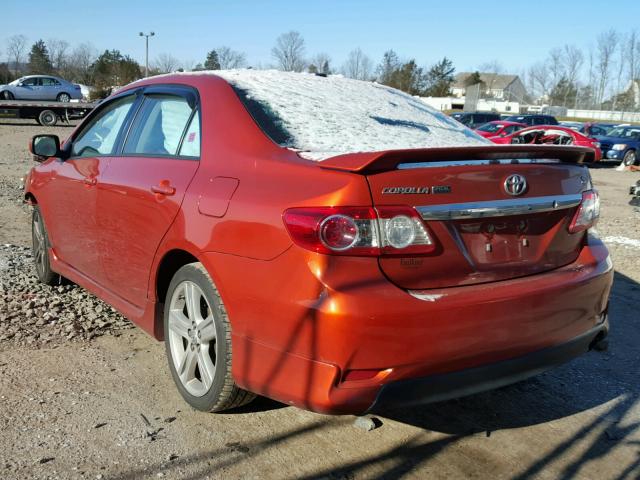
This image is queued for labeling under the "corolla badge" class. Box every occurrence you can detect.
[503,174,527,196]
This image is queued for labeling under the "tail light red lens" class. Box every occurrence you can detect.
[283,206,435,256]
[569,190,600,233]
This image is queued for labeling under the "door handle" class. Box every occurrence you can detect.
[83,177,97,186]
[151,180,176,196]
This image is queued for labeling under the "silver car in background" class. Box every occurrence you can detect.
[0,75,83,102]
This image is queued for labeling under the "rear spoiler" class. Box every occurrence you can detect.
[318,145,595,174]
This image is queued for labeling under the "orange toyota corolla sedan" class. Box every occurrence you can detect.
[25,71,612,414]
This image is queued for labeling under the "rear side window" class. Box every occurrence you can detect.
[71,95,136,158]
[41,78,60,86]
[124,94,194,156]
[178,111,200,157]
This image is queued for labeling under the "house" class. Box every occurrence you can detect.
[452,72,529,103]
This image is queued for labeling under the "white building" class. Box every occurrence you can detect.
[421,96,520,114]
[452,72,529,103]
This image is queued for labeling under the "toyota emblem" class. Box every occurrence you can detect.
[504,174,527,196]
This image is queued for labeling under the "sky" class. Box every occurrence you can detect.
[4,0,640,74]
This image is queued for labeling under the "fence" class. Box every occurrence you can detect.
[566,109,640,123]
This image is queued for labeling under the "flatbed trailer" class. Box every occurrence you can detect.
[0,100,96,126]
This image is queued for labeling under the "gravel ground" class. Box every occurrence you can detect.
[0,119,639,479]
[0,244,132,346]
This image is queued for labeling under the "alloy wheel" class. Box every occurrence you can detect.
[58,93,71,102]
[167,280,218,397]
[32,212,47,279]
[623,151,637,166]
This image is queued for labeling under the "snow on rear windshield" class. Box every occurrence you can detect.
[212,70,488,160]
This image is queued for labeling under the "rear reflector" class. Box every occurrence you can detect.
[568,190,600,233]
[283,206,435,256]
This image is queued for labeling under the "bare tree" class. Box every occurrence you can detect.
[47,39,69,73]
[6,34,28,76]
[342,48,373,80]
[612,35,626,111]
[478,60,504,97]
[67,42,97,84]
[309,53,331,74]
[547,47,565,92]
[181,59,196,72]
[529,61,551,101]
[216,46,247,69]
[562,44,584,107]
[154,53,180,73]
[271,31,306,72]
[595,29,618,106]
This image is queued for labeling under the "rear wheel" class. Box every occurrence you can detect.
[38,110,58,127]
[164,263,255,412]
[623,150,637,166]
[32,206,61,286]
[57,92,71,103]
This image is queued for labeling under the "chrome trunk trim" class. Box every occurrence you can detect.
[417,194,582,220]
[398,159,563,169]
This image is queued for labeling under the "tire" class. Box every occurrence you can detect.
[164,262,255,412]
[3,90,15,100]
[57,92,71,103]
[623,150,637,166]
[32,206,61,286]
[38,110,58,126]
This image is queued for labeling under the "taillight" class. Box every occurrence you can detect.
[282,206,435,256]
[569,190,600,233]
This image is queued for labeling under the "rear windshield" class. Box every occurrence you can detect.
[216,70,487,160]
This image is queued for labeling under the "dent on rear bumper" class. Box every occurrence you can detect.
[205,235,612,414]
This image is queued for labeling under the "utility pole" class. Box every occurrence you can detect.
[139,31,155,77]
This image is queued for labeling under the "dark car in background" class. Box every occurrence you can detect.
[0,75,83,102]
[594,125,640,166]
[581,123,617,137]
[450,111,501,129]
[503,114,559,126]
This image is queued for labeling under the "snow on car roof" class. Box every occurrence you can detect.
[175,70,488,160]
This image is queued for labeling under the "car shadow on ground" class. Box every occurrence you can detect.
[113,271,639,479]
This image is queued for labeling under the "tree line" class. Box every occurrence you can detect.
[3,28,640,111]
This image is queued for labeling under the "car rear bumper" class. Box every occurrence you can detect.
[368,319,608,412]
[207,234,613,414]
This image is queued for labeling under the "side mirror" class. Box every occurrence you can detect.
[29,135,60,162]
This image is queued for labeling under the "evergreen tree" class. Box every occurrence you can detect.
[28,40,53,74]
[376,50,400,85]
[388,60,424,95]
[549,77,577,107]
[204,50,220,70]
[423,57,455,97]
[464,71,482,87]
[91,50,141,90]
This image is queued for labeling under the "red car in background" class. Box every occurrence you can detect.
[475,120,526,138]
[24,72,611,415]
[489,125,603,161]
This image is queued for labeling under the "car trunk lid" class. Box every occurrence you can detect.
[320,145,594,289]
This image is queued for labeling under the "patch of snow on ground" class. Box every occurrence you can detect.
[603,236,640,249]
[176,70,489,160]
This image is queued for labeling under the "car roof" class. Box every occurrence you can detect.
[486,120,527,126]
[20,74,65,80]
[131,70,488,160]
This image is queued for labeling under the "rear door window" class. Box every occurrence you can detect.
[178,111,200,157]
[71,95,136,158]
[123,94,195,156]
